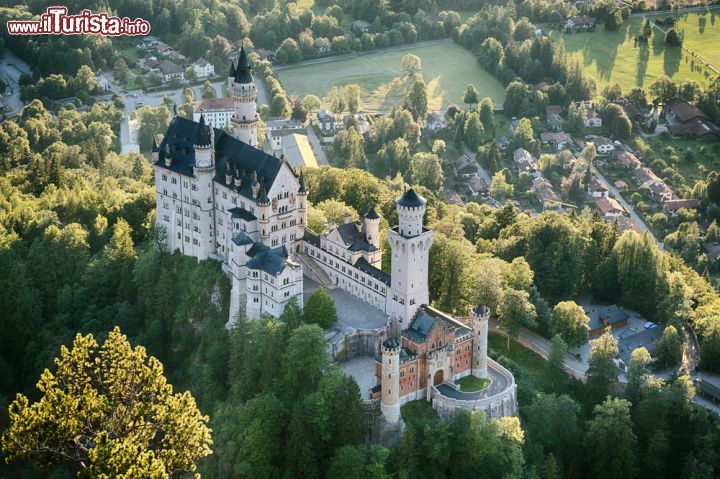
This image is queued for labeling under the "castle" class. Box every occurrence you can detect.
[152,47,517,426]
[152,45,433,327]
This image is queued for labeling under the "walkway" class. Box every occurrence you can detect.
[436,365,509,400]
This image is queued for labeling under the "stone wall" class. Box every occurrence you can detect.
[332,326,390,361]
[431,358,518,421]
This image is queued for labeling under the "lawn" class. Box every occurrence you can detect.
[276,42,506,112]
[455,374,491,392]
[642,136,720,184]
[654,9,720,70]
[548,12,717,92]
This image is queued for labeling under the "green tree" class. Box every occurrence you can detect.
[654,324,683,369]
[406,79,428,120]
[524,393,581,472]
[303,94,321,115]
[479,97,495,135]
[283,324,330,399]
[584,397,637,479]
[498,288,537,350]
[201,80,216,99]
[546,334,569,390]
[551,301,590,347]
[665,28,682,47]
[333,126,366,169]
[401,54,422,77]
[113,58,129,85]
[489,171,514,200]
[1,328,212,477]
[463,112,485,150]
[304,287,338,328]
[625,346,651,404]
[410,152,443,191]
[463,84,480,108]
[586,332,619,400]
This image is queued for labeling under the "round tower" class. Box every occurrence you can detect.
[256,179,271,242]
[297,171,308,239]
[151,137,159,163]
[387,188,434,328]
[230,44,259,147]
[471,304,490,379]
[364,206,381,249]
[381,337,401,424]
[192,114,215,260]
[396,188,425,238]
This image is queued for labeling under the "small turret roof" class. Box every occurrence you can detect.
[396,188,426,208]
[228,59,236,78]
[151,137,159,152]
[234,44,253,84]
[257,181,270,204]
[365,206,380,220]
[194,113,211,146]
[298,171,307,193]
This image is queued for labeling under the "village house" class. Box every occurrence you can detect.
[158,60,184,83]
[666,99,720,141]
[468,176,488,197]
[617,151,641,169]
[587,305,629,338]
[566,15,595,31]
[663,198,701,215]
[455,155,477,177]
[575,100,602,127]
[540,131,572,150]
[587,177,609,198]
[614,97,650,125]
[546,105,563,130]
[316,109,336,139]
[595,196,624,221]
[427,111,447,132]
[634,167,674,201]
[513,148,540,176]
[616,216,640,234]
[614,180,628,191]
[590,136,615,155]
[532,176,561,209]
[194,97,234,128]
[192,58,215,78]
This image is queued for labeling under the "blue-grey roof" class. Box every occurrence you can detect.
[354,257,390,285]
[618,325,665,364]
[303,230,321,247]
[229,207,257,222]
[234,45,253,84]
[365,206,380,220]
[228,59,236,77]
[589,305,629,331]
[245,243,290,275]
[396,188,426,208]
[337,222,377,253]
[232,231,254,246]
[157,116,286,202]
[403,306,470,344]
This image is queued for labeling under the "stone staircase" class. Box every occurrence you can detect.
[295,252,335,289]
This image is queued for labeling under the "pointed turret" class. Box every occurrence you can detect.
[257,181,270,205]
[151,137,159,152]
[228,59,236,78]
[151,137,159,163]
[194,113,212,147]
[298,171,307,194]
[234,43,253,84]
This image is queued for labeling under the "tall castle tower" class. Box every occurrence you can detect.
[471,305,490,379]
[387,189,434,329]
[229,45,258,146]
[192,114,216,260]
[380,337,401,424]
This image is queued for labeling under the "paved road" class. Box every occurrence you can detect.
[462,144,492,184]
[0,50,30,116]
[590,164,664,250]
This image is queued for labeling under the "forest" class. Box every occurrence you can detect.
[1,97,720,477]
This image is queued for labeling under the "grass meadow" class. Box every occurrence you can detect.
[549,10,719,91]
[276,41,506,112]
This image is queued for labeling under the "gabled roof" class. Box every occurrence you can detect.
[668,99,709,123]
[403,305,470,344]
[229,207,257,221]
[336,221,377,252]
[232,231,254,246]
[245,243,292,275]
[354,257,390,285]
[365,206,380,220]
[157,116,287,200]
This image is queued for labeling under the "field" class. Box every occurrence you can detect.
[548,10,719,91]
[276,41,506,112]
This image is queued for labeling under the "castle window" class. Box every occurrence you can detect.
[161,174,167,181]
[171,178,177,184]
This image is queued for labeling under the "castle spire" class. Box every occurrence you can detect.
[234,42,253,83]
[228,59,236,78]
